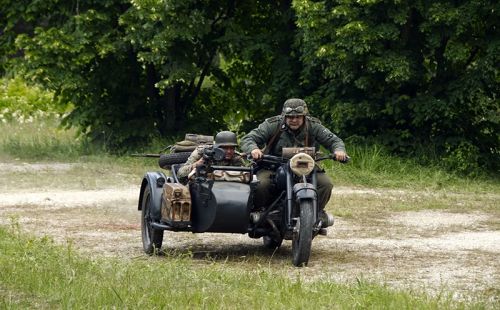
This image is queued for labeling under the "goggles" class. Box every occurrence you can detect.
[283,106,305,114]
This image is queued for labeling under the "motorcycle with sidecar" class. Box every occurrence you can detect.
[137,146,348,266]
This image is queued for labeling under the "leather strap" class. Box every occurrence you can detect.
[263,121,285,155]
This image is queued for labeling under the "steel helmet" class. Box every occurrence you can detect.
[282,98,309,116]
[214,131,238,147]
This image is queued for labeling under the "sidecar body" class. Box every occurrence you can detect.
[138,165,255,247]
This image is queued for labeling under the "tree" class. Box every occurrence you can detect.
[294,0,499,172]
[121,0,301,136]
[4,0,299,150]
[2,0,497,172]
[7,0,151,148]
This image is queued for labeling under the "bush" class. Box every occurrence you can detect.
[0,77,65,122]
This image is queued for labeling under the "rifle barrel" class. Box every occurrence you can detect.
[130,154,161,158]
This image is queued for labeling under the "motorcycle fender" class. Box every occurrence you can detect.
[293,183,316,203]
[138,171,168,222]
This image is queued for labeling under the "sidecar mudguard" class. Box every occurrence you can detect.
[190,181,251,233]
[138,171,169,222]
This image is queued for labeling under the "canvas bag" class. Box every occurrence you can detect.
[171,134,214,153]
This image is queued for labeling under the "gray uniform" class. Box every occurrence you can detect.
[177,146,245,179]
[241,115,345,155]
[241,115,346,210]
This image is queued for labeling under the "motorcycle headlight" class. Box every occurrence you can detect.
[289,153,315,177]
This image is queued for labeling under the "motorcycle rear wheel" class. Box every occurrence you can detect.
[291,200,314,267]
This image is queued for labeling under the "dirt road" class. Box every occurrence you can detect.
[0,162,498,303]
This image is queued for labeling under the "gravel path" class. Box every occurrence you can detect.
[0,163,498,303]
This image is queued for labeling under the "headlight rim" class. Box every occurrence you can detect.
[289,153,315,177]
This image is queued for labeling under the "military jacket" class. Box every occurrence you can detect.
[240,115,346,156]
[177,145,245,178]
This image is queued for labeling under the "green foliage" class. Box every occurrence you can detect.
[1,0,498,174]
[294,0,499,173]
[120,0,302,135]
[0,77,62,120]
[2,0,302,150]
[1,0,157,150]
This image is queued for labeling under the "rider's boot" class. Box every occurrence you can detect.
[319,210,334,228]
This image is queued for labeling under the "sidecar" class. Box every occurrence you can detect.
[137,162,256,254]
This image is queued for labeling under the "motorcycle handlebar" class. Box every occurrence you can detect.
[249,152,350,164]
[316,153,351,164]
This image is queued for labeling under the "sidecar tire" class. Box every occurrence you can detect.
[141,186,164,254]
[263,235,283,249]
[292,200,314,267]
[159,152,192,168]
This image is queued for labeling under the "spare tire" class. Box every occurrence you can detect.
[158,152,192,169]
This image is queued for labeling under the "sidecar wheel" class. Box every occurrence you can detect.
[141,186,164,254]
[292,200,314,267]
[263,235,283,249]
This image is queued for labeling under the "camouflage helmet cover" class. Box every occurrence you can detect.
[214,131,238,147]
[282,98,309,116]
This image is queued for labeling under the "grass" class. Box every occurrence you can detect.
[327,185,500,219]
[1,116,499,308]
[0,226,475,309]
[325,144,499,194]
[0,116,86,161]
[0,117,164,191]
[1,117,499,192]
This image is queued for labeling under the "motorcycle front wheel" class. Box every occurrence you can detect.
[291,200,314,267]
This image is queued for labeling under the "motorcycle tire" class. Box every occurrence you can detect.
[291,200,314,267]
[158,152,192,168]
[141,186,164,254]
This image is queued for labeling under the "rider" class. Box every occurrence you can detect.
[177,131,245,179]
[240,98,348,226]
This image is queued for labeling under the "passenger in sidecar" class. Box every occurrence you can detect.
[139,131,257,254]
[177,131,245,181]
